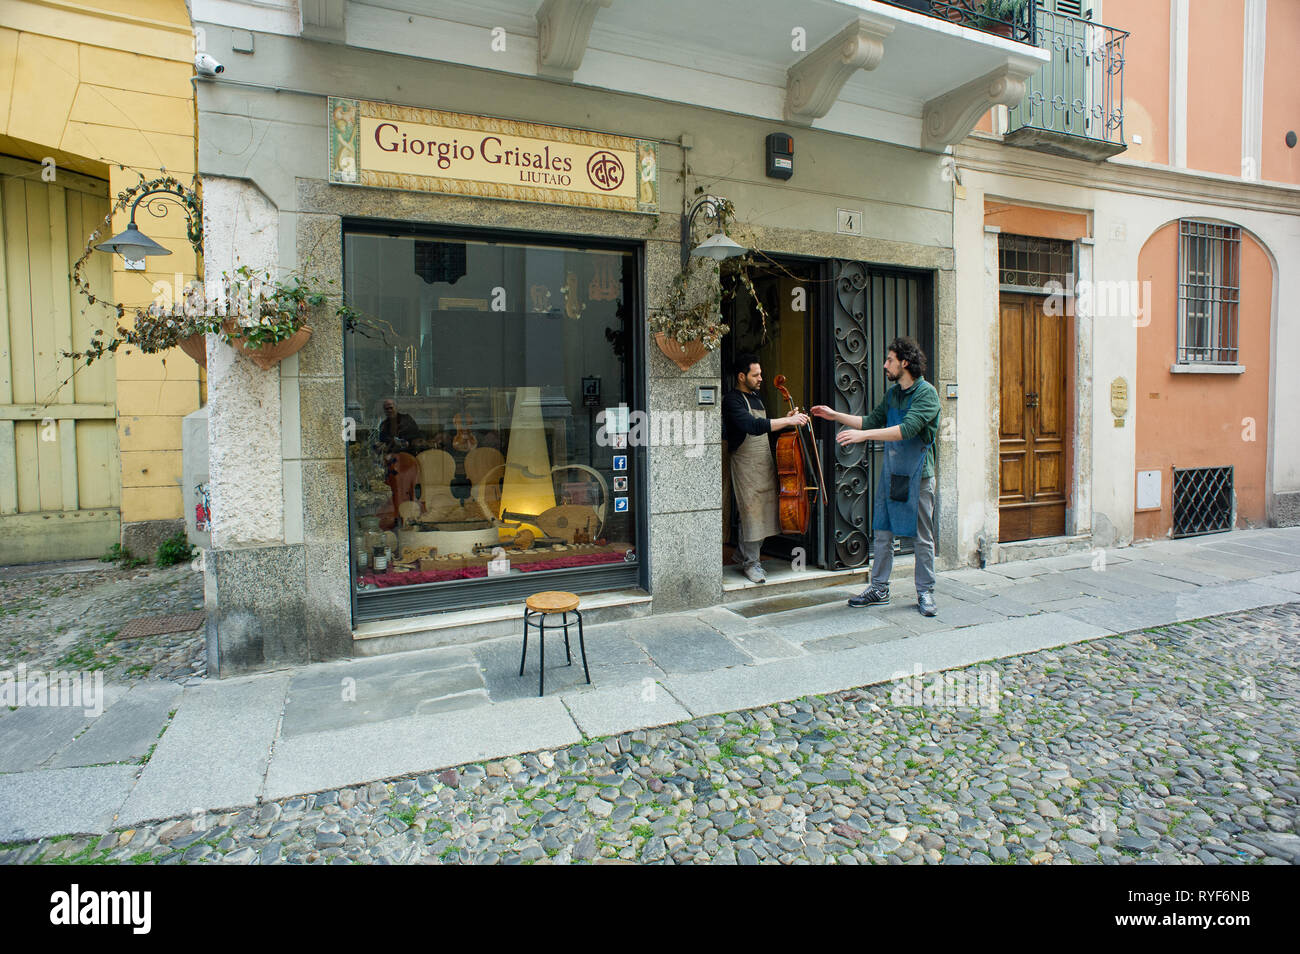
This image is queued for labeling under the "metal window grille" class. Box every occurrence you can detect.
[1172,466,1234,537]
[1177,221,1240,364]
[998,233,1074,291]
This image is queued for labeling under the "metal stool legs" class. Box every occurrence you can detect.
[520,607,591,697]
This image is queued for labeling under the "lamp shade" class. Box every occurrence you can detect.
[498,387,556,536]
[96,222,172,260]
[690,232,747,261]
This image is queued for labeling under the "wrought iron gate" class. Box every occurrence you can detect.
[827,261,933,568]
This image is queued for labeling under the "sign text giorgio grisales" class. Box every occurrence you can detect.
[328,97,658,212]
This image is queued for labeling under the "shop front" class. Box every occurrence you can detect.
[193,16,974,677]
[342,225,646,621]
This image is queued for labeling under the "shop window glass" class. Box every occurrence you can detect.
[343,231,638,600]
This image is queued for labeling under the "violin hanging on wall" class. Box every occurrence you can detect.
[773,374,828,535]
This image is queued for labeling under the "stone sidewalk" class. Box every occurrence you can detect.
[2,527,1299,841]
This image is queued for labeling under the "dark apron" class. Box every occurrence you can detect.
[730,398,780,541]
[872,388,930,538]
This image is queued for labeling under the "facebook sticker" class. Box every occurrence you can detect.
[612,455,628,471]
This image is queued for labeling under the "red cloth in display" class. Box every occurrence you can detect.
[358,549,630,588]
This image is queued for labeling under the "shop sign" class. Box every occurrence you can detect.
[328,96,658,213]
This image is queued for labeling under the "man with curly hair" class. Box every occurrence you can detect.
[812,336,940,616]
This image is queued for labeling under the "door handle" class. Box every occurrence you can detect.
[1025,392,1039,408]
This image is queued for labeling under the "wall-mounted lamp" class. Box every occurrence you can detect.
[96,188,194,270]
[681,194,747,270]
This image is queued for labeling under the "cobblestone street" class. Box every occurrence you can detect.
[6,603,1296,865]
[0,561,205,685]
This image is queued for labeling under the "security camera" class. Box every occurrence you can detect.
[195,53,224,76]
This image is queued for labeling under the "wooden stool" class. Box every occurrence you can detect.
[520,591,589,697]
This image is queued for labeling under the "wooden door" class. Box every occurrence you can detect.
[999,293,1067,541]
[0,157,120,563]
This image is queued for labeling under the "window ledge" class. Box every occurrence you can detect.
[1170,364,1245,375]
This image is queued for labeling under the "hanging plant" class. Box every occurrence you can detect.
[649,191,782,368]
[61,173,385,374]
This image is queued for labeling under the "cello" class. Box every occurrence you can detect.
[773,374,829,535]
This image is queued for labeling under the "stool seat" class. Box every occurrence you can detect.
[526,590,580,614]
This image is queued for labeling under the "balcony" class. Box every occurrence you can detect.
[197,0,1049,153]
[879,0,1036,44]
[1004,7,1128,160]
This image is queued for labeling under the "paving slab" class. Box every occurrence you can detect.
[1259,571,1300,594]
[51,681,182,768]
[1229,534,1300,558]
[626,616,752,672]
[1132,558,1231,586]
[723,627,804,660]
[1002,576,1093,605]
[942,567,1020,589]
[924,599,1006,628]
[0,765,138,840]
[0,683,130,772]
[1060,581,1296,634]
[473,627,657,702]
[804,634,862,653]
[559,682,692,739]
[0,705,99,773]
[261,696,581,799]
[1200,541,1300,572]
[280,663,486,737]
[287,645,477,692]
[696,606,754,637]
[1058,568,1167,599]
[665,612,1109,717]
[728,588,857,618]
[977,594,1040,617]
[117,673,290,825]
[760,605,888,645]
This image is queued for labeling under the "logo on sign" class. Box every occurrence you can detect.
[587,151,624,191]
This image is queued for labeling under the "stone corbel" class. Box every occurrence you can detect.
[921,57,1041,150]
[536,0,612,81]
[785,15,895,126]
[300,0,346,44]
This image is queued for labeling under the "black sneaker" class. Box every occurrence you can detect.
[848,584,890,607]
[917,591,937,617]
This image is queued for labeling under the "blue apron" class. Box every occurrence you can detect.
[872,386,931,538]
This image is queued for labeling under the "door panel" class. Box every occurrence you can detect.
[0,157,119,563]
[999,292,1067,541]
[829,262,933,568]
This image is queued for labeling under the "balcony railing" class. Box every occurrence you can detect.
[879,1,1037,44]
[1005,8,1128,160]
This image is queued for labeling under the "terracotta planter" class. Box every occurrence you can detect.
[222,319,313,370]
[654,332,710,371]
[177,333,207,368]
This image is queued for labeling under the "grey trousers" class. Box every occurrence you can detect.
[737,538,763,567]
[870,477,935,593]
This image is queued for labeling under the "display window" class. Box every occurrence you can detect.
[343,226,643,620]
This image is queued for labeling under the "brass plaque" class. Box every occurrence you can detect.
[1110,377,1128,421]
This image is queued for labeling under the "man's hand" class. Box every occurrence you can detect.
[836,428,870,447]
[776,412,810,431]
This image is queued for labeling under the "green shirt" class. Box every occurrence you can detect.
[860,376,940,479]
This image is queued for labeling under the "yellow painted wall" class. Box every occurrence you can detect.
[0,0,199,531]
